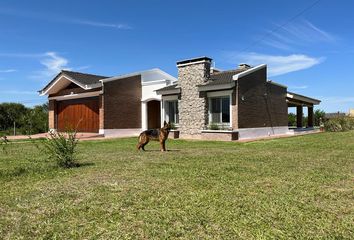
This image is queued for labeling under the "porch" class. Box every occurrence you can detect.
[286,91,321,129]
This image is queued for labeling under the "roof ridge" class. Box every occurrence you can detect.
[210,69,244,75]
[61,70,109,78]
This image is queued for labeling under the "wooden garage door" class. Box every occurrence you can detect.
[57,97,99,132]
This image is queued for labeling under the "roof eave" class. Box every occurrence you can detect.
[198,82,235,92]
[232,64,267,81]
[39,73,100,96]
[287,92,321,105]
[156,88,181,95]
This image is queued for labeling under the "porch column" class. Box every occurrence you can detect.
[141,101,147,130]
[296,106,303,128]
[308,106,314,127]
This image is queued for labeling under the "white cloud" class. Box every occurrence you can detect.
[0,69,17,73]
[71,19,132,30]
[262,19,336,50]
[31,52,70,80]
[234,52,324,76]
[0,8,132,30]
[0,51,91,80]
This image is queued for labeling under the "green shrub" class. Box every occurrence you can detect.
[169,122,177,130]
[324,117,354,132]
[209,122,220,130]
[0,136,9,153]
[39,130,79,168]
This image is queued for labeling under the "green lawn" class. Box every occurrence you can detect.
[0,132,353,239]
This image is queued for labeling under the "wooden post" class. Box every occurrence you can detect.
[296,106,303,128]
[308,106,314,127]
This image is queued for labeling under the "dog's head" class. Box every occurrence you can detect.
[163,121,172,131]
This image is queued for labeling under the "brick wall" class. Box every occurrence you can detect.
[99,94,104,130]
[103,75,142,129]
[237,68,287,128]
[48,100,56,129]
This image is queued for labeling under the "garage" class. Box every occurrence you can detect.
[56,97,99,132]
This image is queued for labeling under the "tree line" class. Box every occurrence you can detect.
[0,102,48,136]
[288,109,325,127]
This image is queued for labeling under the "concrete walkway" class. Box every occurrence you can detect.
[3,128,322,142]
[4,132,105,141]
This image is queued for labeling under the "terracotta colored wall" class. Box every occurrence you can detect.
[48,100,56,129]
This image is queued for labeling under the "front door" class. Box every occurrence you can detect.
[147,100,161,129]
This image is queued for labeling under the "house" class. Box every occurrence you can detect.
[39,56,321,140]
[39,69,177,137]
[156,57,320,140]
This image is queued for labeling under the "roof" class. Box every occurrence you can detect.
[205,69,245,86]
[155,84,181,95]
[101,68,177,83]
[198,64,267,90]
[40,70,109,93]
[61,70,109,85]
[287,91,321,105]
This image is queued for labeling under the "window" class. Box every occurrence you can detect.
[165,100,179,124]
[209,96,230,124]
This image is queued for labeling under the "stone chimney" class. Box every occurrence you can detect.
[176,56,212,137]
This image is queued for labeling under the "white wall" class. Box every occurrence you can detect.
[140,70,177,130]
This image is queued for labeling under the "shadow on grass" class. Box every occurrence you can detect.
[139,149,181,152]
[0,162,95,179]
[76,162,95,167]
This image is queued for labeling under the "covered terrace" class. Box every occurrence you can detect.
[286,92,321,128]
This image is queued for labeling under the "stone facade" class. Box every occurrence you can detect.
[177,59,211,136]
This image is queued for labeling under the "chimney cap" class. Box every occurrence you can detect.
[177,56,212,66]
[238,63,251,69]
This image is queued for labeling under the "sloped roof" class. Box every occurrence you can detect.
[155,83,181,94]
[40,70,109,93]
[205,69,245,86]
[61,70,109,85]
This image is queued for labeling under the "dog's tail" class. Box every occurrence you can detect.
[137,132,143,150]
[138,132,143,142]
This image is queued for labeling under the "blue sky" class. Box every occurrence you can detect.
[0,0,353,112]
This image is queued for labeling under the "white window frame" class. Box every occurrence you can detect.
[207,90,233,127]
[162,95,179,126]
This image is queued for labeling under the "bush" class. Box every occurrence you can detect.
[0,136,9,153]
[324,117,354,132]
[209,122,220,130]
[39,130,79,168]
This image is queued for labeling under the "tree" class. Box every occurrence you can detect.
[0,102,48,135]
[314,109,325,126]
[288,113,296,126]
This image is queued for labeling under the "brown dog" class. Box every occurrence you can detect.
[137,121,171,151]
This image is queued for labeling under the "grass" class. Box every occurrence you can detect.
[0,132,353,239]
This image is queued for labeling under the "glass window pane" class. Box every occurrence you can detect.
[211,98,221,113]
[222,97,230,123]
[165,100,178,124]
[210,98,221,123]
[168,101,175,123]
[175,101,179,124]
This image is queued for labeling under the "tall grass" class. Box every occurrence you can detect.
[324,117,354,132]
[38,130,79,168]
